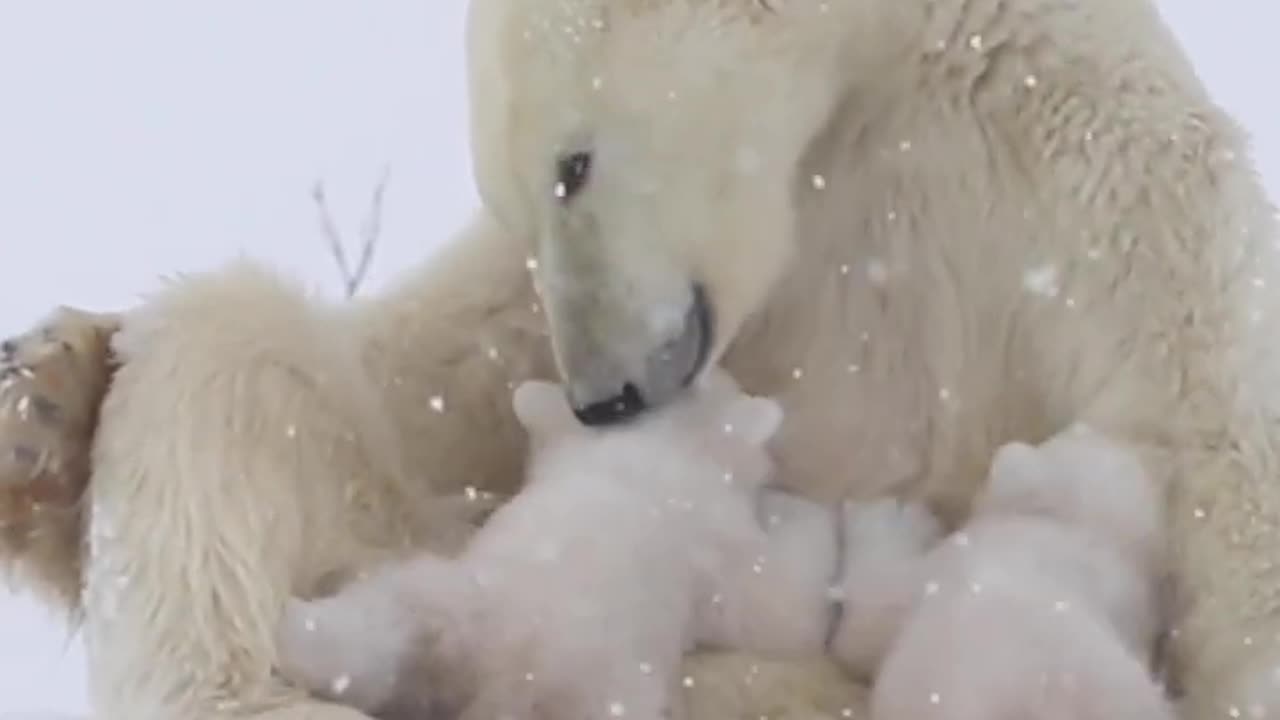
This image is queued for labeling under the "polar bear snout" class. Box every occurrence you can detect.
[565,283,714,426]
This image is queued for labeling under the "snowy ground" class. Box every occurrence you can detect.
[0,1,1277,716]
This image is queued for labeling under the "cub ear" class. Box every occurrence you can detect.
[981,441,1051,511]
[988,441,1043,486]
[722,395,784,445]
[696,366,742,397]
[512,380,578,437]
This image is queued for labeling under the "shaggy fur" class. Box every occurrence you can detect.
[831,425,1173,719]
[2,0,1279,717]
[274,374,837,720]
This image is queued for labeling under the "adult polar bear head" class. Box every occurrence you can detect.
[465,0,916,424]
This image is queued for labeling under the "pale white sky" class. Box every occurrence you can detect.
[0,1,1276,716]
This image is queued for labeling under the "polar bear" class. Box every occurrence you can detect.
[274,375,839,720]
[831,425,1174,719]
[1,0,1279,718]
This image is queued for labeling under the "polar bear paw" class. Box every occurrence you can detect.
[0,307,117,499]
[0,307,118,606]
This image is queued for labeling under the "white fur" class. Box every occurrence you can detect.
[5,0,1274,718]
[832,425,1174,719]
[275,374,837,720]
[467,0,1280,714]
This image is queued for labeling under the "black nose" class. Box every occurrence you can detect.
[572,382,647,426]
[565,283,714,427]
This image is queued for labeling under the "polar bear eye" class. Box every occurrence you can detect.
[554,151,592,202]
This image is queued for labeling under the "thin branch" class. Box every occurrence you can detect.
[312,167,391,297]
[353,165,390,295]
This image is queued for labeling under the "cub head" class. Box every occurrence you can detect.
[467,0,912,425]
[513,370,783,486]
[975,424,1165,568]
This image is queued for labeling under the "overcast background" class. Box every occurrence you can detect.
[0,1,1276,715]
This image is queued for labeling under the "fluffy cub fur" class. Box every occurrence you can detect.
[832,425,1174,720]
[276,373,838,720]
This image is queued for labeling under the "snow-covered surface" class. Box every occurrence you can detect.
[0,0,1276,715]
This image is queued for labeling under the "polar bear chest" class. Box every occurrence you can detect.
[724,103,1110,520]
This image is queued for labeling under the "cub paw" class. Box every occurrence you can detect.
[275,595,409,714]
[841,497,943,556]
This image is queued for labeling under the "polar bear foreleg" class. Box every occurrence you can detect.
[77,263,436,720]
[1162,442,1280,718]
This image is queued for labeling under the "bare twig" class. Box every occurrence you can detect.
[312,167,391,297]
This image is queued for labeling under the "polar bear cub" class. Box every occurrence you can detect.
[831,424,1174,720]
[274,371,839,720]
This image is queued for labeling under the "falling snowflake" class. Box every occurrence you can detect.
[430,395,446,413]
[1023,264,1061,297]
[330,674,351,695]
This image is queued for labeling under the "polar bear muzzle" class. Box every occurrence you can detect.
[568,283,713,427]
